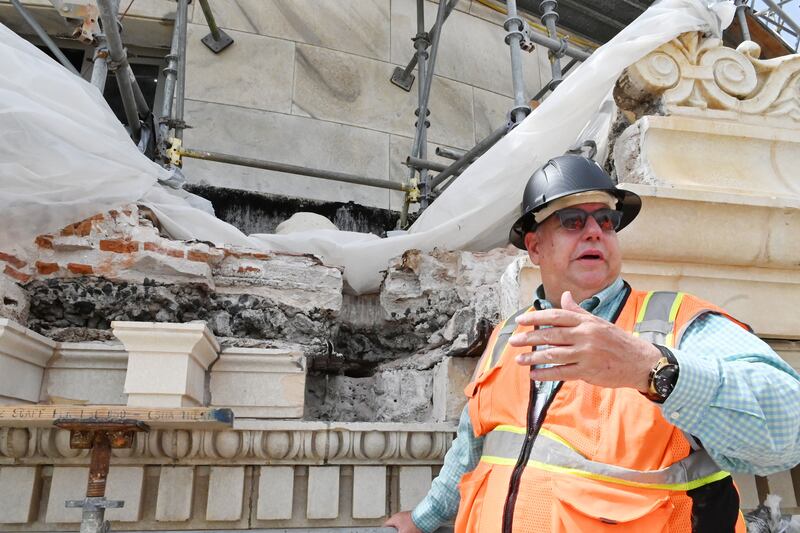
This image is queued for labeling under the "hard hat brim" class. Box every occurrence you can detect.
[508,187,641,250]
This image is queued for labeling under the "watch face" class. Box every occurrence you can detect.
[654,365,679,397]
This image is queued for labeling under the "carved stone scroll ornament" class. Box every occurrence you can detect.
[615,32,800,122]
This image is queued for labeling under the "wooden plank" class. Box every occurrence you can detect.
[0,405,233,429]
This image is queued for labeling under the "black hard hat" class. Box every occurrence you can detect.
[509,154,641,249]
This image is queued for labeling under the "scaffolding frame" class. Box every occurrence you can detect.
[14,0,794,231]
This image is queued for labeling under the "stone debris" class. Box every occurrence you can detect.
[1,204,527,421]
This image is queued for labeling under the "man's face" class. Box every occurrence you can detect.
[523,202,622,304]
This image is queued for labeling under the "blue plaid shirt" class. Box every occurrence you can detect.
[411,277,800,533]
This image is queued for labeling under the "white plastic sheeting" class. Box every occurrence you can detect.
[0,23,169,248]
[0,0,734,293]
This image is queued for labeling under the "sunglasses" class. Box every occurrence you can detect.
[554,208,622,232]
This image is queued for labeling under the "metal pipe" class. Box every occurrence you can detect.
[505,0,530,124]
[10,0,80,76]
[430,123,508,190]
[735,0,752,41]
[393,0,459,87]
[174,0,189,140]
[406,156,448,173]
[128,66,150,117]
[540,0,562,83]
[532,56,578,101]
[197,0,221,41]
[158,0,185,147]
[96,0,141,139]
[761,0,800,35]
[89,46,109,91]
[435,146,466,160]
[528,30,590,61]
[418,0,448,209]
[179,148,409,191]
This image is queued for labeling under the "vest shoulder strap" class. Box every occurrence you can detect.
[471,306,531,380]
[633,291,685,348]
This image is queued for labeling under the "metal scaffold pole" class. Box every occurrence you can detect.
[158,0,188,159]
[10,0,80,76]
[96,0,146,140]
[504,0,532,125]
[174,0,189,141]
[735,0,752,41]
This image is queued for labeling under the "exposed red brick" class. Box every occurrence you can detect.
[3,265,31,283]
[67,263,94,275]
[100,239,139,254]
[0,252,26,269]
[187,250,211,262]
[144,241,185,258]
[36,261,59,275]
[109,209,119,218]
[35,235,54,249]
[238,265,262,274]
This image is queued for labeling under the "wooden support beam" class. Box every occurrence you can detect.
[0,405,233,430]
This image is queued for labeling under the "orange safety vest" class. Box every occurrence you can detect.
[456,287,749,533]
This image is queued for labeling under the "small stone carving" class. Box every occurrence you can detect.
[616,32,800,124]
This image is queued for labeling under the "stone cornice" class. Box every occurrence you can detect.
[0,421,456,466]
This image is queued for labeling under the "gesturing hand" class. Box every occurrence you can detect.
[509,291,662,392]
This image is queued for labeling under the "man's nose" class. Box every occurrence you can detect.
[582,215,603,238]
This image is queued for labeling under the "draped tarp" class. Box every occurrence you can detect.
[0,0,735,293]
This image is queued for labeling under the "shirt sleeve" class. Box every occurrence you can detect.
[411,405,484,533]
[661,312,800,475]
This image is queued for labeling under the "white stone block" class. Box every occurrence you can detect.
[210,347,306,418]
[113,321,220,407]
[192,0,391,61]
[352,466,386,519]
[206,466,245,521]
[105,466,145,522]
[156,466,195,522]
[292,43,475,149]
[399,466,431,511]
[257,466,294,520]
[0,466,38,524]
[45,467,88,523]
[182,100,392,209]
[473,87,514,143]
[732,473,761,509]
[0,319,55,404]
[391,0,544,98]
[307,466,340,519]
[767,470,797,508]
[42,342,127,404]
[186,23,294,113]
[432,356,479,422]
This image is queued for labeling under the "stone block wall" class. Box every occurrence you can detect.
[181,0,560,211]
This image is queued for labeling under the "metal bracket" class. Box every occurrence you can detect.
[201,28,234,53]
[504,15,535,52]
[65,498,124,510]
[407,177,421,203]
[49,0,100,44]
[166,137,183,167]
[391,66,415,91]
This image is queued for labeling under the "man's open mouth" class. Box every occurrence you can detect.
[577,250,604,261]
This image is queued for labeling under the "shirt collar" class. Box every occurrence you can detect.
[534,276,625,315]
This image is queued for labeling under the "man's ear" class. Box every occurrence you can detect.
[524,231,541,266]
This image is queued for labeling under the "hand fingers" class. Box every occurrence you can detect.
[560,290,591,314]
[530,363,581,382]
[515,308,584,327]
[515,347,575,366]
[509,327,573,348]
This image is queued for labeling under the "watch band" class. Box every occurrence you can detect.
[652,343,677,365]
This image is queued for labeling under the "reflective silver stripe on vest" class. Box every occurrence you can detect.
[482,428,728,490]
[634,291,680,345]
[488,307,531,370]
